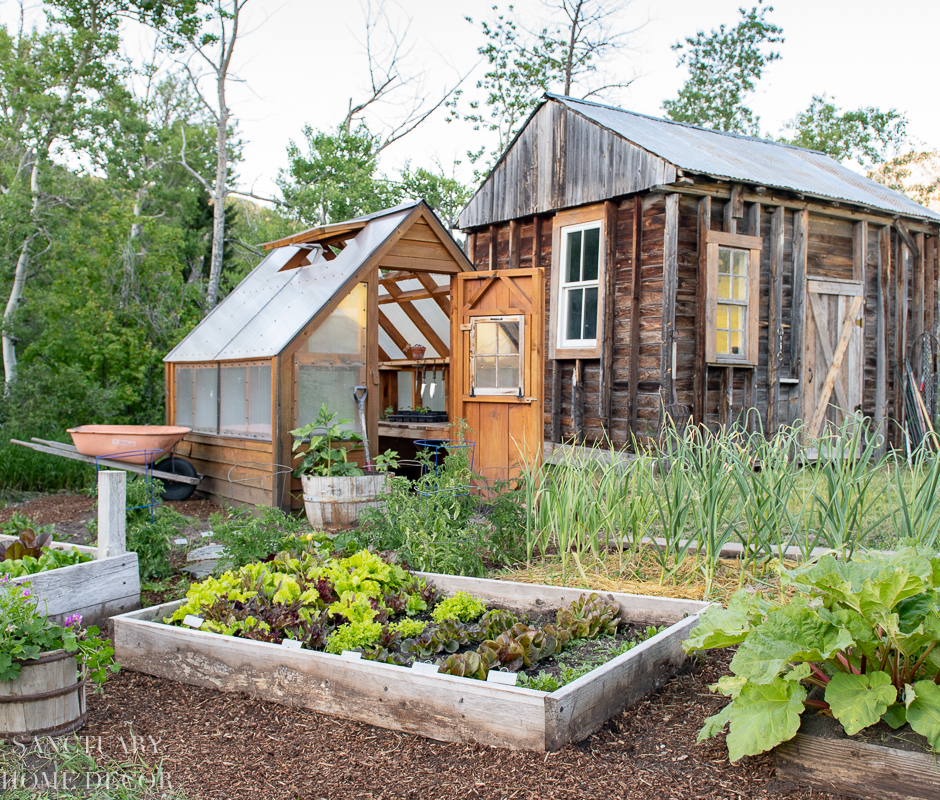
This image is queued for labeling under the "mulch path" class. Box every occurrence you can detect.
[81,649,839,800]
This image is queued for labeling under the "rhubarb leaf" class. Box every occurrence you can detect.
[906,680,940,751]
[825,671,896,735]
[729,602,855,683]
[882,702,907,729]
[725,678,806,761]
[696,704,731,743]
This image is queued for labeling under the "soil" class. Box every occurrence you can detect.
[0,492,223,547]
[70,648,840,800]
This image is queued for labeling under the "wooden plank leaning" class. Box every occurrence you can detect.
[808,294,864,438]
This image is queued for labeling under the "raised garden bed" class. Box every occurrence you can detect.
[1,472,140,627]
[2,537,140,628]
[112,573,707,750]
[775,713,939,800]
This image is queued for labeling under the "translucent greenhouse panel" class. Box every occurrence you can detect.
[397,371,413,409]
[220,366,248,436]
[193,367,218,433]
[247,364,272,439]
[296,366,364,433]
[296,283,367,433]
[175,368,194,427]
[307,283,367,355]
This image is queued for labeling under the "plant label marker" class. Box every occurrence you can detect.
[340,651,362,660]
[200,532,211,539]
[410,661,439,674]
[281,639,303,650]
[182,615,204,629]
[486,671,518,686]
[173,538,188,546]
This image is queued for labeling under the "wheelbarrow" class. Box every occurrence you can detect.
[11,425,202,501]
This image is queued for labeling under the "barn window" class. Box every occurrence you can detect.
[705,231,762,366]
[470,315,525,396]
[549,205,607,359]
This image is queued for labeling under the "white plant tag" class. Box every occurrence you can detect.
[173,538,188,546]
[340,650,362,660]
[200,531,211,538]
[410,661,440,674]
[281,639,303,650]
[486,671,518,686]
[182,615,204,629]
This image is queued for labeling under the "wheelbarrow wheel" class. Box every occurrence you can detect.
[154,456,198,502]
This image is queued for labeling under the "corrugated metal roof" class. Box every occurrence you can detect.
[545,95,940,222]
[165,207,414,362]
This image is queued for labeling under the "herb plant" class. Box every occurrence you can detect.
[209,506,317,572]
[0,576,118,684]
[685,544,940,760]
[291,404,365,477]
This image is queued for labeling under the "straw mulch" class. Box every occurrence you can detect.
[489,551,756,603]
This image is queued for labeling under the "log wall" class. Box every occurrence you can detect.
[467,185,940,450]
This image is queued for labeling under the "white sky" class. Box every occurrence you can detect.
[9,0,940,199]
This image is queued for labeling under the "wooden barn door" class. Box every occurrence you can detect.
[800,278,865,438]
[451,268,544,482]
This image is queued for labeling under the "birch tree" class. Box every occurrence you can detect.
[0,0,122,385]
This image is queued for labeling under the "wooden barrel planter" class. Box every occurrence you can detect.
[301,473,388,527]
[0,650,87,741]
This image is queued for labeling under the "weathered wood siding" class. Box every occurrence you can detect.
[175,433,278,507]
[460,101,676,229]
[467,184,940,450]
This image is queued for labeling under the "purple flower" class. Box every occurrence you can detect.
[64,614,83,628]
[21,588,31,598]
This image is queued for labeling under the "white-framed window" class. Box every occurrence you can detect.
[557,221,602,349]
[469,315,525,396]
[705,230,761,366]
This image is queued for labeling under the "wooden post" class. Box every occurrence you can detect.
[875,226,890,453]
[661,194,680,415]
[694,196,711,426]
[508,220,521,270]
[913,232,925,380]
[572,359,583,444]
[97,471,126,559]
[532,216,543,270]
[488,224,498,270]
[551,363,561,443]
[768,206,784,433]
[628,196,643,441]
[746,202,762,431]
[600,200,618,432]
[896,238,910,443]
[853,221,868,284]
[791,210,808,377]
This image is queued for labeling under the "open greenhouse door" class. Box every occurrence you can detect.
[450,268,544,482]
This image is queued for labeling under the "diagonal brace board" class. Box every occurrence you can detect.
[808,294,864,438]
[808,293,851,413]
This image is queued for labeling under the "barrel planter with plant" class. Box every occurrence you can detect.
[0,576,118,740]
[292,404,396,528]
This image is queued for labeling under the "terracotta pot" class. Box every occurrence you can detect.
[408,345,427,360]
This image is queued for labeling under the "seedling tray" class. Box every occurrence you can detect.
[112,573,707,750]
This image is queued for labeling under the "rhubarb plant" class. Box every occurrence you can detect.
[685,545,940,760]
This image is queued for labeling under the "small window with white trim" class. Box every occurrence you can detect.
[469,315,524,396]
[558,222,601,349]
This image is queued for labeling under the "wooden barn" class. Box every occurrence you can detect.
[163,201,472,509]
[457,93,940,455]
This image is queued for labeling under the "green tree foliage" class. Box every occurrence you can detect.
[781,95,907,168]
[454,1,637,175]
[278,123,397,226]
[662,2,783,136]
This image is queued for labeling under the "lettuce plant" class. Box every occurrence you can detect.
[432,591,486,623]
[685,545,940,761]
